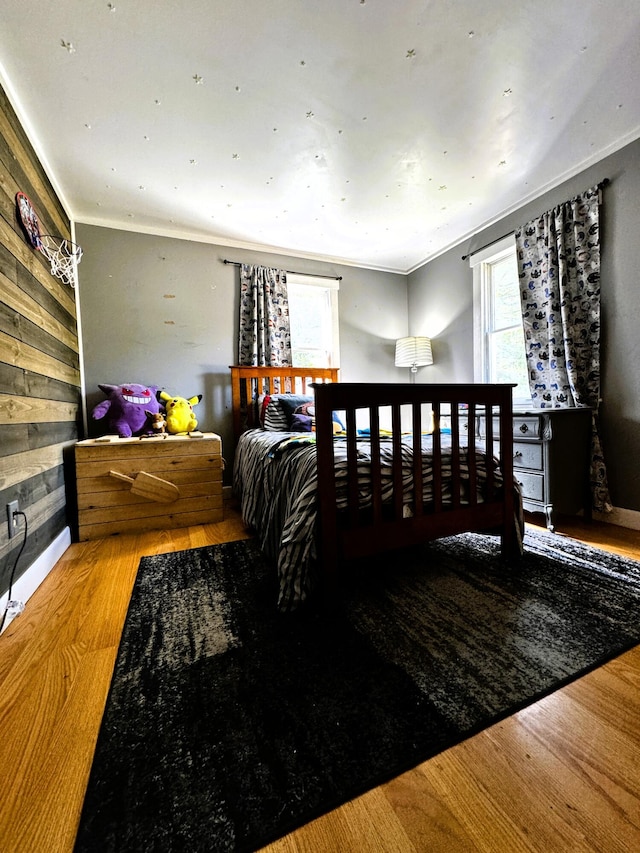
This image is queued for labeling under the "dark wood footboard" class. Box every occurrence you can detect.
[313,382,517,580]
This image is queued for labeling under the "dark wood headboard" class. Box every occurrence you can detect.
[230,365,339,440]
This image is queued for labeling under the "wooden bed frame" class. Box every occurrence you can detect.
[230,364,339,438]
[230,366,518,586]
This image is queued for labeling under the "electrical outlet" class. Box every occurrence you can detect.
[6,500,19,539]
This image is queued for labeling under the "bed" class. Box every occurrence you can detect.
[231,365,523,610]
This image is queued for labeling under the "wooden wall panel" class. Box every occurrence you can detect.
[0,82,80,598]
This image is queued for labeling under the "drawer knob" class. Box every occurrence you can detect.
[519,423,529,433]
[514,451,522,459]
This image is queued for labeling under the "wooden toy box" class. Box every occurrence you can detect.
[74,433,223,540]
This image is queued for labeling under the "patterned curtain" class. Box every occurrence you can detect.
[238,264,292,366]
[515,184,611,512]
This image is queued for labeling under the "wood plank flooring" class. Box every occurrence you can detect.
[0,511,639,853]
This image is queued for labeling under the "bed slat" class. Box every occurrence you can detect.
[346,407,359,527]
[467,403,478,506]
[412,403,424,517]
[485,406,495,499]
[451,405,461,509]
[370,407,383,523]
[391,403,403,520]
[432,401,443,512]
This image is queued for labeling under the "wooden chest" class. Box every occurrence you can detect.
[75,433,223,540]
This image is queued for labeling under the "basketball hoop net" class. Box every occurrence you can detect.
[39,235,83,288]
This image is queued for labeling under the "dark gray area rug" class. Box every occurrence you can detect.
[75,529,640,852]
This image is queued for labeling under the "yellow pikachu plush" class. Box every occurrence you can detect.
[160,391,202,434]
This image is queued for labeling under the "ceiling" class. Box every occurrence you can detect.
[1,1,639,274]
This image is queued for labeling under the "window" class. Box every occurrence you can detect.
[287,273,340,368]
[470,235,531,407]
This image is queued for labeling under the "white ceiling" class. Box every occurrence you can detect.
[1,1,639,274]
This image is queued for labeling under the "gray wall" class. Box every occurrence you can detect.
[75,224,408,478]
[408,137,640,514]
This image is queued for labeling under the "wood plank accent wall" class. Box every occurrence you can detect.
[0,83,81,595]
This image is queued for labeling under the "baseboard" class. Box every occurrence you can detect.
[593,505,640,531]
[0,526,71,633]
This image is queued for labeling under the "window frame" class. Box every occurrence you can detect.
[470,234,531,408]
[286,273,340,368]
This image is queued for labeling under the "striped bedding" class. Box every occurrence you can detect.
[233,428,515,611]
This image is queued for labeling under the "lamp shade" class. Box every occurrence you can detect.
[395,336,433,372]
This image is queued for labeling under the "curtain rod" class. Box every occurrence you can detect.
[460,177,610,261]
[222,258,342,281]
[461,232,513,262]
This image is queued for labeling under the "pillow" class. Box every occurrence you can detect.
[260,394,314,431]
[263,397,290,431]
[255,393,292,429]
[257,394,276,427]
[276,394,314,424]
[261,393,344,433]
[332,410,345,432]
[296,401,315,418]
[290,413,314,432]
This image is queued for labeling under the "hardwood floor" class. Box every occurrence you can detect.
[1,511,639,852]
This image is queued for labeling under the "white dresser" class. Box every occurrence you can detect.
[478,408,592,531]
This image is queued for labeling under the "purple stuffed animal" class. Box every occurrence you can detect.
[92,383,161,437]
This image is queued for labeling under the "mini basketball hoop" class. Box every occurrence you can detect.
[39,234,83,288]
[16,191,83,287]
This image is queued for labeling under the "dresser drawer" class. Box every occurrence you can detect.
[512,441,543,471]
[513,416,541,439]
[514,471,544,502]
[478,414,542,440]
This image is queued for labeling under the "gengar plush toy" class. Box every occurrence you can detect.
[92,383,161,437]
[160,391,202,434]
